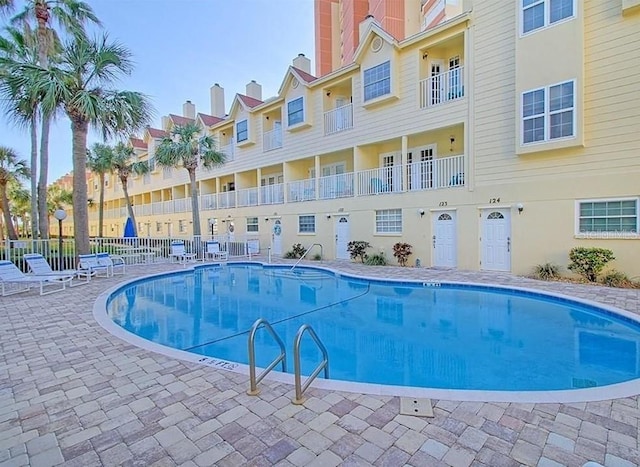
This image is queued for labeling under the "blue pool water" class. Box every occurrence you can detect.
[106,264,640,391]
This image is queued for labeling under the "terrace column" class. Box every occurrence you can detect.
[353,145,364,196]
[314,156,320,201]
[283,163,290,203]
[256,168,262,205]
[401,135,408,191]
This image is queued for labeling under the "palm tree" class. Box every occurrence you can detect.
[8,181,30,236]
[155,122,226,237]
[87,142,112,237]
[109,142,149,237]
[0,146,30,240]
[7,0,100,239]
[0,26,41,239]
[8,34,153,254]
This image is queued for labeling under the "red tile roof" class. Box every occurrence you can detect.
[147,127,168,138]
[292,67,317,83]
[130,137,147,149]
[198,113,224,127]
[237,94,263,108]
[169,114,195,126]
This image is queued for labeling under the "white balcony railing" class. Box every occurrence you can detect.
[151,202,163,215]
[288,179,316,203]
[162,200,173,214]
[419,66,465,109]
[200,193,217,211]
[218,191,236,209]
[237,188,259,207]
[260,183,284,205]
[174,198,190,213]
[324,103,354,135]
[356,165,405,196]
[220,140,235,160]
[407,154,465,190]
[263,128,283,151]
[319,172,354,200]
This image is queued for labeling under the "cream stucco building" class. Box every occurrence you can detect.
[80,0,640,277]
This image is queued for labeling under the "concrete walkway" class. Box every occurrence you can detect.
[0,259,638,466]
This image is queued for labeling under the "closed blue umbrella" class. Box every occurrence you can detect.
[123,217,136,238]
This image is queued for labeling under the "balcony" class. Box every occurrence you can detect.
[324,103,354,135]
[200,193,217,211]
[237,187,258,207]
[220,140,235,160]
[356,166,405,196]
[319,173,354,199]
[218,191,236,209]
[260,183,284,205]
[263,128,283,152]
[288,179,316,203]
[419,67,465,109]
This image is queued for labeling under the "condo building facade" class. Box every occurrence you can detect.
[78,0,640,276]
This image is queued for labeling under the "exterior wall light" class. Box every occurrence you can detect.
[516,203,524,214]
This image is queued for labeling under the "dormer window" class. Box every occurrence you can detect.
[236,120,248,143]
[287,97,304,126]
[363,61,391,101]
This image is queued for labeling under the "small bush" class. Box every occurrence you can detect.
[347,241,371,263]
[533,262,561,281]
[283,250,298,259]
[600,270,636,288]
[364,253,387,266]
[312,253,322,261]
[393,242,412,267]
[568,247,615,282]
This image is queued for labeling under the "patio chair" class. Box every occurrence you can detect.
[78,254,111,279]
[23,253,93,286]
[0,260,73,296]
[97,252,126,276]
[204,241,228,262]
[170,241,197,265]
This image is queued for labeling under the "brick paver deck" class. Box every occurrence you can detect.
[1,259,638,466]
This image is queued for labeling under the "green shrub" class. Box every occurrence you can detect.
[601,270,633,288]
[568,247,615,282]
[533,262,561,281]
[392,242,412,267]
[283,250,298,259]
[364,253,387,266]
[312,253,322,261]
[347,241,371,263]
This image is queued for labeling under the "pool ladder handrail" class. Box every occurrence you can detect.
[293,324,330,405]
[247,318,286,396]
[290,243,323,271]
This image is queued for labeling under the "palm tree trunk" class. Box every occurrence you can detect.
[71,118,90,254]
[30,113,39,239]
[189,169,201,236]
[98,173,105,237]
[1,186,18,240]
[121,178,137,236]
[37,113,51,239]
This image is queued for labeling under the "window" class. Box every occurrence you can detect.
[178,220,186,233]
[156,221,162,233]
[578,199,638,234]
[376,209,402,234]
[246,217,259,233]
[522,0,574,34]
[522,80,574,144]
[298,215,315,233]
[287,97,304,126]
[236,120,248,143]
[363,61,391,101]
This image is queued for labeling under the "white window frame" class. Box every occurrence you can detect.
[246,216,259,233]
[375,209,402,234]
[298,215,316,234]
[286,96,305,127]
[363,61,391,102]
[178,220,186,233]
[156,222,162,233]
[521,0,576,36]
[575,198,639,238]
[521,80,575,146]
[236,119,249,143]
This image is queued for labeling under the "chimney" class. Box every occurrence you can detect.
[210,83,225,118]
[359,14,376,42]
[245,80,262,101]
[183,100,196,119]
[292,53,311,74]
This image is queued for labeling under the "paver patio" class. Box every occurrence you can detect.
[0,259,638,466]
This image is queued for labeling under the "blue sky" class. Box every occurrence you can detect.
[0,0,315,182]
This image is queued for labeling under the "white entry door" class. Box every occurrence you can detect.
[481,209,511,271]
[432,211,457,267]
[272,219,282,255]
[335,216,350,259]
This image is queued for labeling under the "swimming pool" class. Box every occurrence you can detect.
[99,263,640,402]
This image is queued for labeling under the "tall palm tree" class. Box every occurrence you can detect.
[7,0,100,239]
[0,26,41,239]
[110,142,148,237]
[0,146,30,240]
[155,122,226,237]
[8,34,153,254]
[87,142,112,238]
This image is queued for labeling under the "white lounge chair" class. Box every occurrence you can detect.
[204,241,228,262]
[78,254,111,278]
[97,252,126,276]
[170,241,197,265]
[23,253,93,286]
[0,260,73,296]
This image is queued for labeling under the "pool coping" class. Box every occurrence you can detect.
[93,261,640,404]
